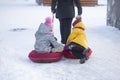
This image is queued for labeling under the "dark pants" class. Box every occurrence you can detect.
[59,18,73,44]
[68,42,86,59]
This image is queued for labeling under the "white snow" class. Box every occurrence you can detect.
[0,0,120,80]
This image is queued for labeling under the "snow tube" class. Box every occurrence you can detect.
[86,48,92,57]
[63,50,77,59]
[63,47,92,59]
[28,50,63,63]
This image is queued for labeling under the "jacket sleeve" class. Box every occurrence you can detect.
[74,0,82,15]
[51,0,57,13]
[49,35,63,48]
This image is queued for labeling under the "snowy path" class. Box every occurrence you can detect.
[0,1,120,80]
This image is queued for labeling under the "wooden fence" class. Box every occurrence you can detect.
[43,0,98,6]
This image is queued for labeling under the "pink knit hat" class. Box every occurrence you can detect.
[44,17,53,28]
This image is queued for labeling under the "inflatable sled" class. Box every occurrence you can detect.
[63,47,92,59]
[63,50,77,59]
[28,50,63,63]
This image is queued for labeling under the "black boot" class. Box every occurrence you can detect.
[80,57,86,64]
[80,56,89,64]
[85,56,89,60]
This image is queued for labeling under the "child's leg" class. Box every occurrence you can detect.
[68,42,86,59]
[71,50,86,59]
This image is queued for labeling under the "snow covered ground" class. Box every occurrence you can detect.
[0,0,120,80]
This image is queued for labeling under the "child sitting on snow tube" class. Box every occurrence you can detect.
[29,17,64,63]
[64,16,92,64]
[34,17,64,53]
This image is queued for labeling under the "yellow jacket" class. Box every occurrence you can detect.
[67,19,88,49]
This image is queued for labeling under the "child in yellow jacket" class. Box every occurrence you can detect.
[65,17,90,64]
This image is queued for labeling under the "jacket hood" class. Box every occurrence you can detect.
[37,23,52,34]
[72,19,86,30]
